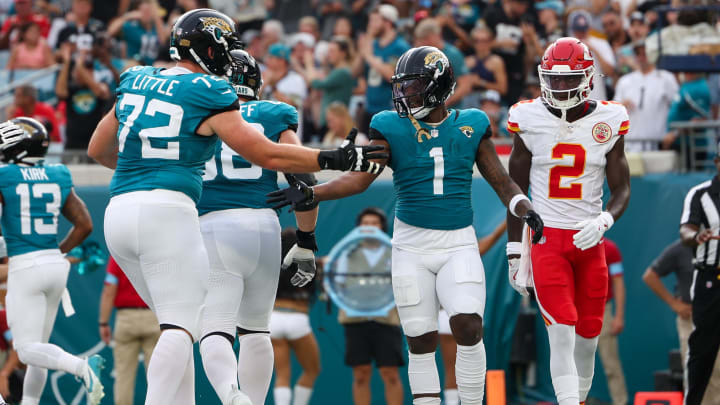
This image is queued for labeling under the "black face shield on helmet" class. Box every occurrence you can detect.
[391,46,455,120]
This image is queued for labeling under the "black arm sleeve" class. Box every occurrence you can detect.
[368,127,387,141]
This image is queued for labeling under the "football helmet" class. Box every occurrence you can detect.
[0,117,49,164]
[391,46,455,119]
[538,37,595,110]
[229,49,263,100]
[169,9,241,77]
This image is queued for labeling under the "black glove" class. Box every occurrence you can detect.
[317,128,387,174]
[267,174,314,211]
[522,210,544,244]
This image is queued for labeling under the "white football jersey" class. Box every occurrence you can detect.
[507,98,629,229]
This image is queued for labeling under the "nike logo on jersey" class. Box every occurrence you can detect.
[20,167,49,181]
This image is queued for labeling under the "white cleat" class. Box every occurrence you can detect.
[83,355,105,405]
[227,384,252,405]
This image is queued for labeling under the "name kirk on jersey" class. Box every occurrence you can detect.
[20,167,49,181]
[131,75,179,96]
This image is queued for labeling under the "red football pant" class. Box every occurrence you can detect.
[531,227,608,338]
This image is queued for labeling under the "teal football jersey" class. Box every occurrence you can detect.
[197,100,299,215]
[111,65,238,204]
[0,163,73,256]
[370,109,491,230]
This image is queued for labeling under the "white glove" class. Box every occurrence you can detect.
[282,244,316,287]
[0,121,25,149]
[508,257,529,296]
[573,211,614,251]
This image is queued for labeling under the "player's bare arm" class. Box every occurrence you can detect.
[87,106,120,169]
[58,190,93,254]
[506,135,532,247]
[605,136,631,222]
[476,136,542,243]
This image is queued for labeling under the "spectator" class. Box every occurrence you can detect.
[642,240,720,403]
[322,101,367,147]
[413,18,471,108]
[482,0,538,104]
[209,0,266,33]
[602,10,632,78]
[598,239,628,405]
[710,73,720,119]
[627,11,649,43]
[339,208,404,405]
[270,228,321,405]
[56,0,105,53]
[55,45,110,150]
[480,90,504,139]
[333,15,354,38]
[568,10,616,101]
[662,72,711,150]
[99,257,160,405]
[535,0,564,46]
[242,29,263,60]
[464,25,508,109]
[265,0,314,34]
[613,42,678,151]
[107,0,166,66]
[7,22,54,71]
[0,309,22,402]
[263,42,308,114]
[355,4,410,134]
[258,19,285,60]
[10,85,61,143]
[0,0,51,49]
[305,36,356,129]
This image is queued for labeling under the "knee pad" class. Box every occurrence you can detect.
[402,317,436,338]
[450,295,483,318]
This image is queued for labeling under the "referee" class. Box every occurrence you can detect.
[679,150,720,405]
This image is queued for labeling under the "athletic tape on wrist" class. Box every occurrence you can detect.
[506,242,522,256]
[509,194,530,218]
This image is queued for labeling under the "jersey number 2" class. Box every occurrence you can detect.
[117,94,183,160]
[16,183,61,235]
[548,143,586,199]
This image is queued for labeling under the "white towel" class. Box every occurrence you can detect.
[516,224,534,289]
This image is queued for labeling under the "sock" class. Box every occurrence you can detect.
[170,349,196,405]
[200,334,239,404]
[274,386,291,405]
[292,385,313,405]
[21,365,48,405]
[16,342,85,377]
[145,330,193,405]
[408,351,441,404]
[238,333,274,405]
[443,388,459,405]
[574,334,599,401]
[547,324,579,405]
[455,341,486,404]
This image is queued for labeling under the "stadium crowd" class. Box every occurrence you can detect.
[0,0,719,156]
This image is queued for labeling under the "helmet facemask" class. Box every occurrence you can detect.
[392,74,438,120]
[538,65,594,110]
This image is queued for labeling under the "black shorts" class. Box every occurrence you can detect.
[343,321,406,368]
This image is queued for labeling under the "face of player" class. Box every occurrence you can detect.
[392,77,428,111]
[541,72,584,100]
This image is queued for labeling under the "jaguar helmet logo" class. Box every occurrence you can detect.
[424,51,447,73]
[199,17,233,40]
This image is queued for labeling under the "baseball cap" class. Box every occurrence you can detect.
[569,10,592,33]
[630,11,645,24]
[289,32,316,49]
[377,4,399,25]
[535,0,564,16]
[480,90,501,105]
[241,29,260,45]
[268,43,291,62]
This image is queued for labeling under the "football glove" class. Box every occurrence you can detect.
[573,211,614,250]
[283,230,318,287]
[507,257,529,296]
[522,210,544,244]
[317,128,387,174]
[267,175,314,211]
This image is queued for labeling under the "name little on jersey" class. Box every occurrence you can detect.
[20,167,49,181]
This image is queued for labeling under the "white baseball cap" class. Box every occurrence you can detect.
[377,4,399,24]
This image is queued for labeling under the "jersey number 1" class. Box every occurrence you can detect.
[548,143,586,199]
[429,147,444,195]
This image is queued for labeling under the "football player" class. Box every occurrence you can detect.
[87,9,384,404]
[0,118,103,405]
[505,37,631,405]
[268,46,544,405]
[197,49,320,405]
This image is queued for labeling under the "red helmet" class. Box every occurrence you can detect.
[538,37,595,109]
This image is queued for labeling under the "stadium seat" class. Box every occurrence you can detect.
[634,391,683,405]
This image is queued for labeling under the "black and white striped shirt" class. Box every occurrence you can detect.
[680,176,720,267]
